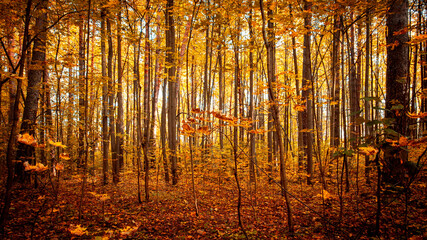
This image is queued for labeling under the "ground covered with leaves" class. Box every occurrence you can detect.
[0,167,426,239]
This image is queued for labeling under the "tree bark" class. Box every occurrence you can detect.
[384,0,409,184]
[143,4,151,201]
[260,0,293,232]
[302,0,314,185]
[101,7,108,185]
[107,14,117,184]
[16,0,48,178]
[166,0,178,185]
[78,12,86,169]
[0,0,32,231]
[116,1,124,180]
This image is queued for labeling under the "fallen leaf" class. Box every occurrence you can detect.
[69,224,88,236]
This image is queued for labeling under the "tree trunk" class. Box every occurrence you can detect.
[384,0,409,184]
[260,0,293,232]
[289,4,303,172]
[364,8,372,183]
[107,14,117,184]
[330,14,341,171]
[166,0,178,185]
[0,0,32,230]
[143,7,151,201]
[16,0,48,178]
[248,5,256,184]
[78,13,86,170]
[101,7,108,185]
[116,2,124,180]
[302,0,314,185]
[349,14,361,149]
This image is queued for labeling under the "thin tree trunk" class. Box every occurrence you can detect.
[107,13,117,184]
[78,12,86,170]
[364,8,371,184]
[116,1,124,181]
[166,0,178,185]
[248,5,256,184]
[349,13,361,149]
[302,0,314,185]
[289,4,303,172]
[260,0,293,232]
[101,7,109,185]
[143,5,151,201]
[0,0,32,230]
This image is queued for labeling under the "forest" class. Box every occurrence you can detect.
[0,0,426,238]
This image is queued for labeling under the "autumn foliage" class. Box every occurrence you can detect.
[0,0,426,239]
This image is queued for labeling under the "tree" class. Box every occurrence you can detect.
[248,2,256,184]
[78,10,86,169]
[302,0,314,185]
[143,0,151,201]
[115,0,124,182]
[0,0,33,231]
[101,6,108,185]
[16,0,48,180]
[384,0,409,184]
[330,14,340,158]
[107,8,118,184]
[260,0,293,232]
[166,0,178,185]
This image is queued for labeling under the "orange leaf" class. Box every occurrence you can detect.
[18,133,37,146]
[386,138,399,147]
[197,126,211,135]
[187,117,196,123]
[59,153,70,160]
[181,123,195,134]
[191,108,203,114]
[294,105,306,112]
[393,27,407,36]
[399,136,408,147]
[55,163,64,171]
[406,112,427,118]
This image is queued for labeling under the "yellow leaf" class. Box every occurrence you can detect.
[99,194,110,202]
[358,146,378,156]
[48,139,67,148]
[316,190,335,200]
[120,225,138,236]
[69,224,88,236]
[248,129,266,134]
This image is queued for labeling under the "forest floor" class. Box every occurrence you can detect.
[0,167,426,239]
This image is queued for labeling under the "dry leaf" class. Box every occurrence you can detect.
[69,224,88,236]
[18,133,37,146]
